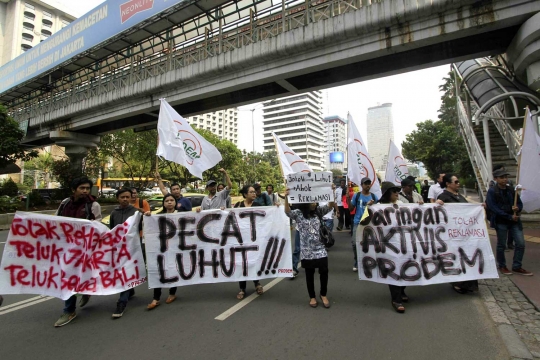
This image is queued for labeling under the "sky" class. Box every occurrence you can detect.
[55,0,451,154]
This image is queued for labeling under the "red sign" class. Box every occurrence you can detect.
[120,0,154,24]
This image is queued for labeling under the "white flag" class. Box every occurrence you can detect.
[385,139,409,185]
[518,111,540,212]
[272,132,312,175]
[347,114,381,198]
[157,99,222,179]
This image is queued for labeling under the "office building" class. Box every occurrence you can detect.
[367,103,394,171]
[186,108,239,145]
[323,115,347,171]
[0,0,76,66]
[262,91,325,171]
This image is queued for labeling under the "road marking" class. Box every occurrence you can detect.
[0,296,54,316]
[0,241,6,244]
[215,277,284,321]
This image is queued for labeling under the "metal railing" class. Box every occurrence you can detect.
[483,102,522,161]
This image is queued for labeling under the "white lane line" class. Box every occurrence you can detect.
[0,241,6,244]
[0,296,54,315]
[215,277,284,321]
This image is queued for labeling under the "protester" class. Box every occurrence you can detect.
[217,183,232,208]
[377,182,408,313]
[320,183,338,232]
[335,180,344,230]
[130,187,150,212]
[437,174,479,293]
[341,182,351,231]
[234,185,264,299]
[197,168,232,211]
[254,183,272,206]
[348,177,377,272]
[486,169,532,276]
[347,182,356,236]
[107,188,141,318]
[155,173,192,212]
[145,194,179,310]
[399,178,424,204]
[488,164,514,251]
[428,173,445,203]
[284,189,332,309]
[265,184,279,205]
[421,180,430,203]
[54,177,102,327]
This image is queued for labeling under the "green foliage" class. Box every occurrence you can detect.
[51,159,82,199]
[0,105,38,168]
[330,169,343,177]
[1,178,19,197]
[25,151,55,187]
[0,197,18,213]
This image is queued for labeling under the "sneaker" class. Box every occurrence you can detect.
[54,312,76,327]
[353,267,358,272]
[79,295,91,308]
[289,269,298,280]
[499,267,513,275]
[512,268,533,276]
[112,302,126,318]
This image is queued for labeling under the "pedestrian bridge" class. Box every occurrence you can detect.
[3,0,540,156]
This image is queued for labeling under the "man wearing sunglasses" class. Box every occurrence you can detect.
[347,177,378,272]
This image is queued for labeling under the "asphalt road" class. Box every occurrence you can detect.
[0,228,508,360]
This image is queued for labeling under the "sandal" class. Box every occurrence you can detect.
[166,295,177,304]
[452,285,468,294]
[309,298,318,308]
[319,294,330,309]
[147,300,160,310]
[255,284,264,295]
[237,290,245,300]
[391,301,405,313]
[401,294,409,303]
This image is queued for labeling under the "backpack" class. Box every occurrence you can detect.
[57,198,95,220]
[355,192,376,210]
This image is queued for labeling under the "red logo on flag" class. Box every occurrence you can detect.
[120,0,154,24]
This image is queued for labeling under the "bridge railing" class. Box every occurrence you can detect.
[484,102,522,161]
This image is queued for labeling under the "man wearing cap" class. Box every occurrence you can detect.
[487,168,532,276]
[254,183,272,206]
[428,173,445,203]
[399,178,424,204]
[348,177,378,272]
[198,168,232,211]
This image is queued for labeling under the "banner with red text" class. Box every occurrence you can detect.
[356,203,498,286]
[0,212,146,300]
[143,206,293,288]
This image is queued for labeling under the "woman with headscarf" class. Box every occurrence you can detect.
[437,173,478,294]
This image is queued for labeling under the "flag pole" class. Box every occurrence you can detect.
[513,107,529,213]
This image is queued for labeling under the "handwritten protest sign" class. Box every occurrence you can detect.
[287,171,333,204]
[143,207,292,288]
[356,203,498,286]
[0,212,146,300]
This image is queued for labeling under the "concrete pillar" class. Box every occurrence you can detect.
[49,131,100,174]
[507,12,540,91]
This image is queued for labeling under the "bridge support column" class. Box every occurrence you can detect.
[49,131,100,174]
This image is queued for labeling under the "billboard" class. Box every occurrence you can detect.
[329,151,344,163]
[0,0,187,94]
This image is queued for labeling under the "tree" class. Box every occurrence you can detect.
[0,105,37,169]
[331,169,343,177]
[1,178,19,197]
[25,151,55,188]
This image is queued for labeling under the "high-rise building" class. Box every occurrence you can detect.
[262,92,325,171]
[185,108,239,145]
[323,115,347,171]
[0,0,76,66]
[366,103,394,171]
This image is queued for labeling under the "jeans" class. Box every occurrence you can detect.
[305,267,328,298]
[338,206,350,229]
[292,230,301,272]
[153,287,177,301]
[63,295,77,314]
[389,285,406,303]
[239,280,260,290]
[324,218,334,232]
[118,288,135,305]
[352,224,359,267]
[495,221,525,270]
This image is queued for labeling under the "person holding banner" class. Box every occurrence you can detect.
[54,176,102,327]
[108,188,141,318]
[398,178,424,205]
[234,185,264,299]
[377,182,409,313]
[437,174,480,293]
[197,168,232,211]
[284,189,332,309]
[145,194,180,309]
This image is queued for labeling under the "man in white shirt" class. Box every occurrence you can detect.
[428,173,445,203]
[335,179,344,230]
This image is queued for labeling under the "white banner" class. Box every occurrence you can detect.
[272,132,312,175]
[143,207,292,288]
[286,171,333,204]
[518,111,540,212]
[0,212,146,300]
[356,203,498,286]
[157,99,222,179]
[385,139,409,185]
[347,113,382,198]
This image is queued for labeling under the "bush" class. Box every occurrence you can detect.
[1,178,19,197]
[0,196,19,213]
